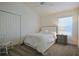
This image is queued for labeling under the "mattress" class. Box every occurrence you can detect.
[24,32,56,55]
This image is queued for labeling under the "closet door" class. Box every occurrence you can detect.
[0,10,21,45]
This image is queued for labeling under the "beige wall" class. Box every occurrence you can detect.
[0,2,40,44]
[78,8,79,47]
[40,8,79,45]
[40,15,58,27]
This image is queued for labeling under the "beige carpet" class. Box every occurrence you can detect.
[8,44,79,56]
[45,44,79,56]
[8,44,43,56]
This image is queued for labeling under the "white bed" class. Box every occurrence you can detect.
[24,26,57,55]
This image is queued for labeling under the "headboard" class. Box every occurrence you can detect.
[41,26,57,33]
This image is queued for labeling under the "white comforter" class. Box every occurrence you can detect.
[24,32,56,54]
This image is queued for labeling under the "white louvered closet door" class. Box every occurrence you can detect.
[0,11,21,45]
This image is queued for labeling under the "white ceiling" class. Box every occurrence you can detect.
[24,2,79,16]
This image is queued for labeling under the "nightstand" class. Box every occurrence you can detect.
[56,35,67,45]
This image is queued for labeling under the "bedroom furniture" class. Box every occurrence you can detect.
[24,26,57,55]
[0,41,13,56]
[0,44,8,56]
[56,35,67,45]
[24,33,56,54]
[41,26,57,33]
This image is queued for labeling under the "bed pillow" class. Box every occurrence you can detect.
[40,30,57,39]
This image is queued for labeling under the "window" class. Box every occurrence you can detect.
[58,16,72,36]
